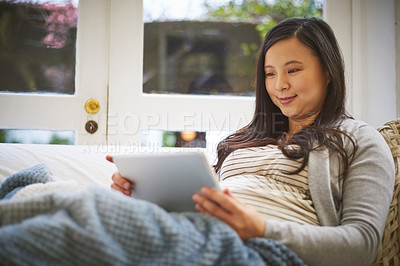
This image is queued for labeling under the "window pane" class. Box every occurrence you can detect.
[143,1,259,96]
[0,129,75,145]
[141,130,207,148]
[141,129,232,152]
[0,0,78,94]
[143,0,323,97]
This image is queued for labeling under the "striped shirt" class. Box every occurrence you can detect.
[219,145,320,225]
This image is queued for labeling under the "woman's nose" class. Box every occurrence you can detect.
[275,75,289,91]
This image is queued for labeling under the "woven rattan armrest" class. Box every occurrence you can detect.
[373,119,400,266]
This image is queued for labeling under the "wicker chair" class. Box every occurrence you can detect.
[372,119,400,266]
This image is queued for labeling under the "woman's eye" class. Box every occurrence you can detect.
[266,72,275,77]
[288,68,299,74]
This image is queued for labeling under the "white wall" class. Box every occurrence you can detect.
[325,0,398,128]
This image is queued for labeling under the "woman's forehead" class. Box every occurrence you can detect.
[265,38,317,66]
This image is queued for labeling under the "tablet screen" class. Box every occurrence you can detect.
[113,152,220,212]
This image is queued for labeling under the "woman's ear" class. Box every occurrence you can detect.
[325,70,331,85]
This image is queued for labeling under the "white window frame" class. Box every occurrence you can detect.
[107,0,254,150]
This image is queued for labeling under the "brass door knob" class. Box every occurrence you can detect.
[85,99,100,114]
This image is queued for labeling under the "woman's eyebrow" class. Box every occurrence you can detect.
[264,60,303,69]
[285,60,303,66]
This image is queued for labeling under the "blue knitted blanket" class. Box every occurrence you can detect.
[0,164,304,266]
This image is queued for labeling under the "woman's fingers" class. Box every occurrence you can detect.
[192,189,232,221]
[199,187,239,214]
[111,171,133,196]
[107,155,133,197]
[111,183,130,196]
[193,187,265,240]
[106,155,113,163]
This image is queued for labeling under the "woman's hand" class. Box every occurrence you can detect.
[106,155,133,196]
[192,187,265,241]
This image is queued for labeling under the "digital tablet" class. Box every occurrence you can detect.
[112,151,220,212]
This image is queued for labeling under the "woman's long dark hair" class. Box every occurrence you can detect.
[214,17,356,177]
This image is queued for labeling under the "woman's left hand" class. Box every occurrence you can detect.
[192,187,265,240]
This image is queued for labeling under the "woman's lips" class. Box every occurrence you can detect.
[279,96,296,104]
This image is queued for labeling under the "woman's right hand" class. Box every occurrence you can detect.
[106,155,133,196]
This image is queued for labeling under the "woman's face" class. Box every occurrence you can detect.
[264,37,330,131]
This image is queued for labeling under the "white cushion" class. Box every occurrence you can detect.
[0,143,217,188]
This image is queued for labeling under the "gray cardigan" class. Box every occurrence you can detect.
[263,119,395,266]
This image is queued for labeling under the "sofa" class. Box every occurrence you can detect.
[0,119,399,265]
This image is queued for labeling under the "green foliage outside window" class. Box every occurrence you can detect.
[162,131,177,147]
[0,129,74,145]
[49,134,74,145]
[0,130,7,143]
[203,0,323,40]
